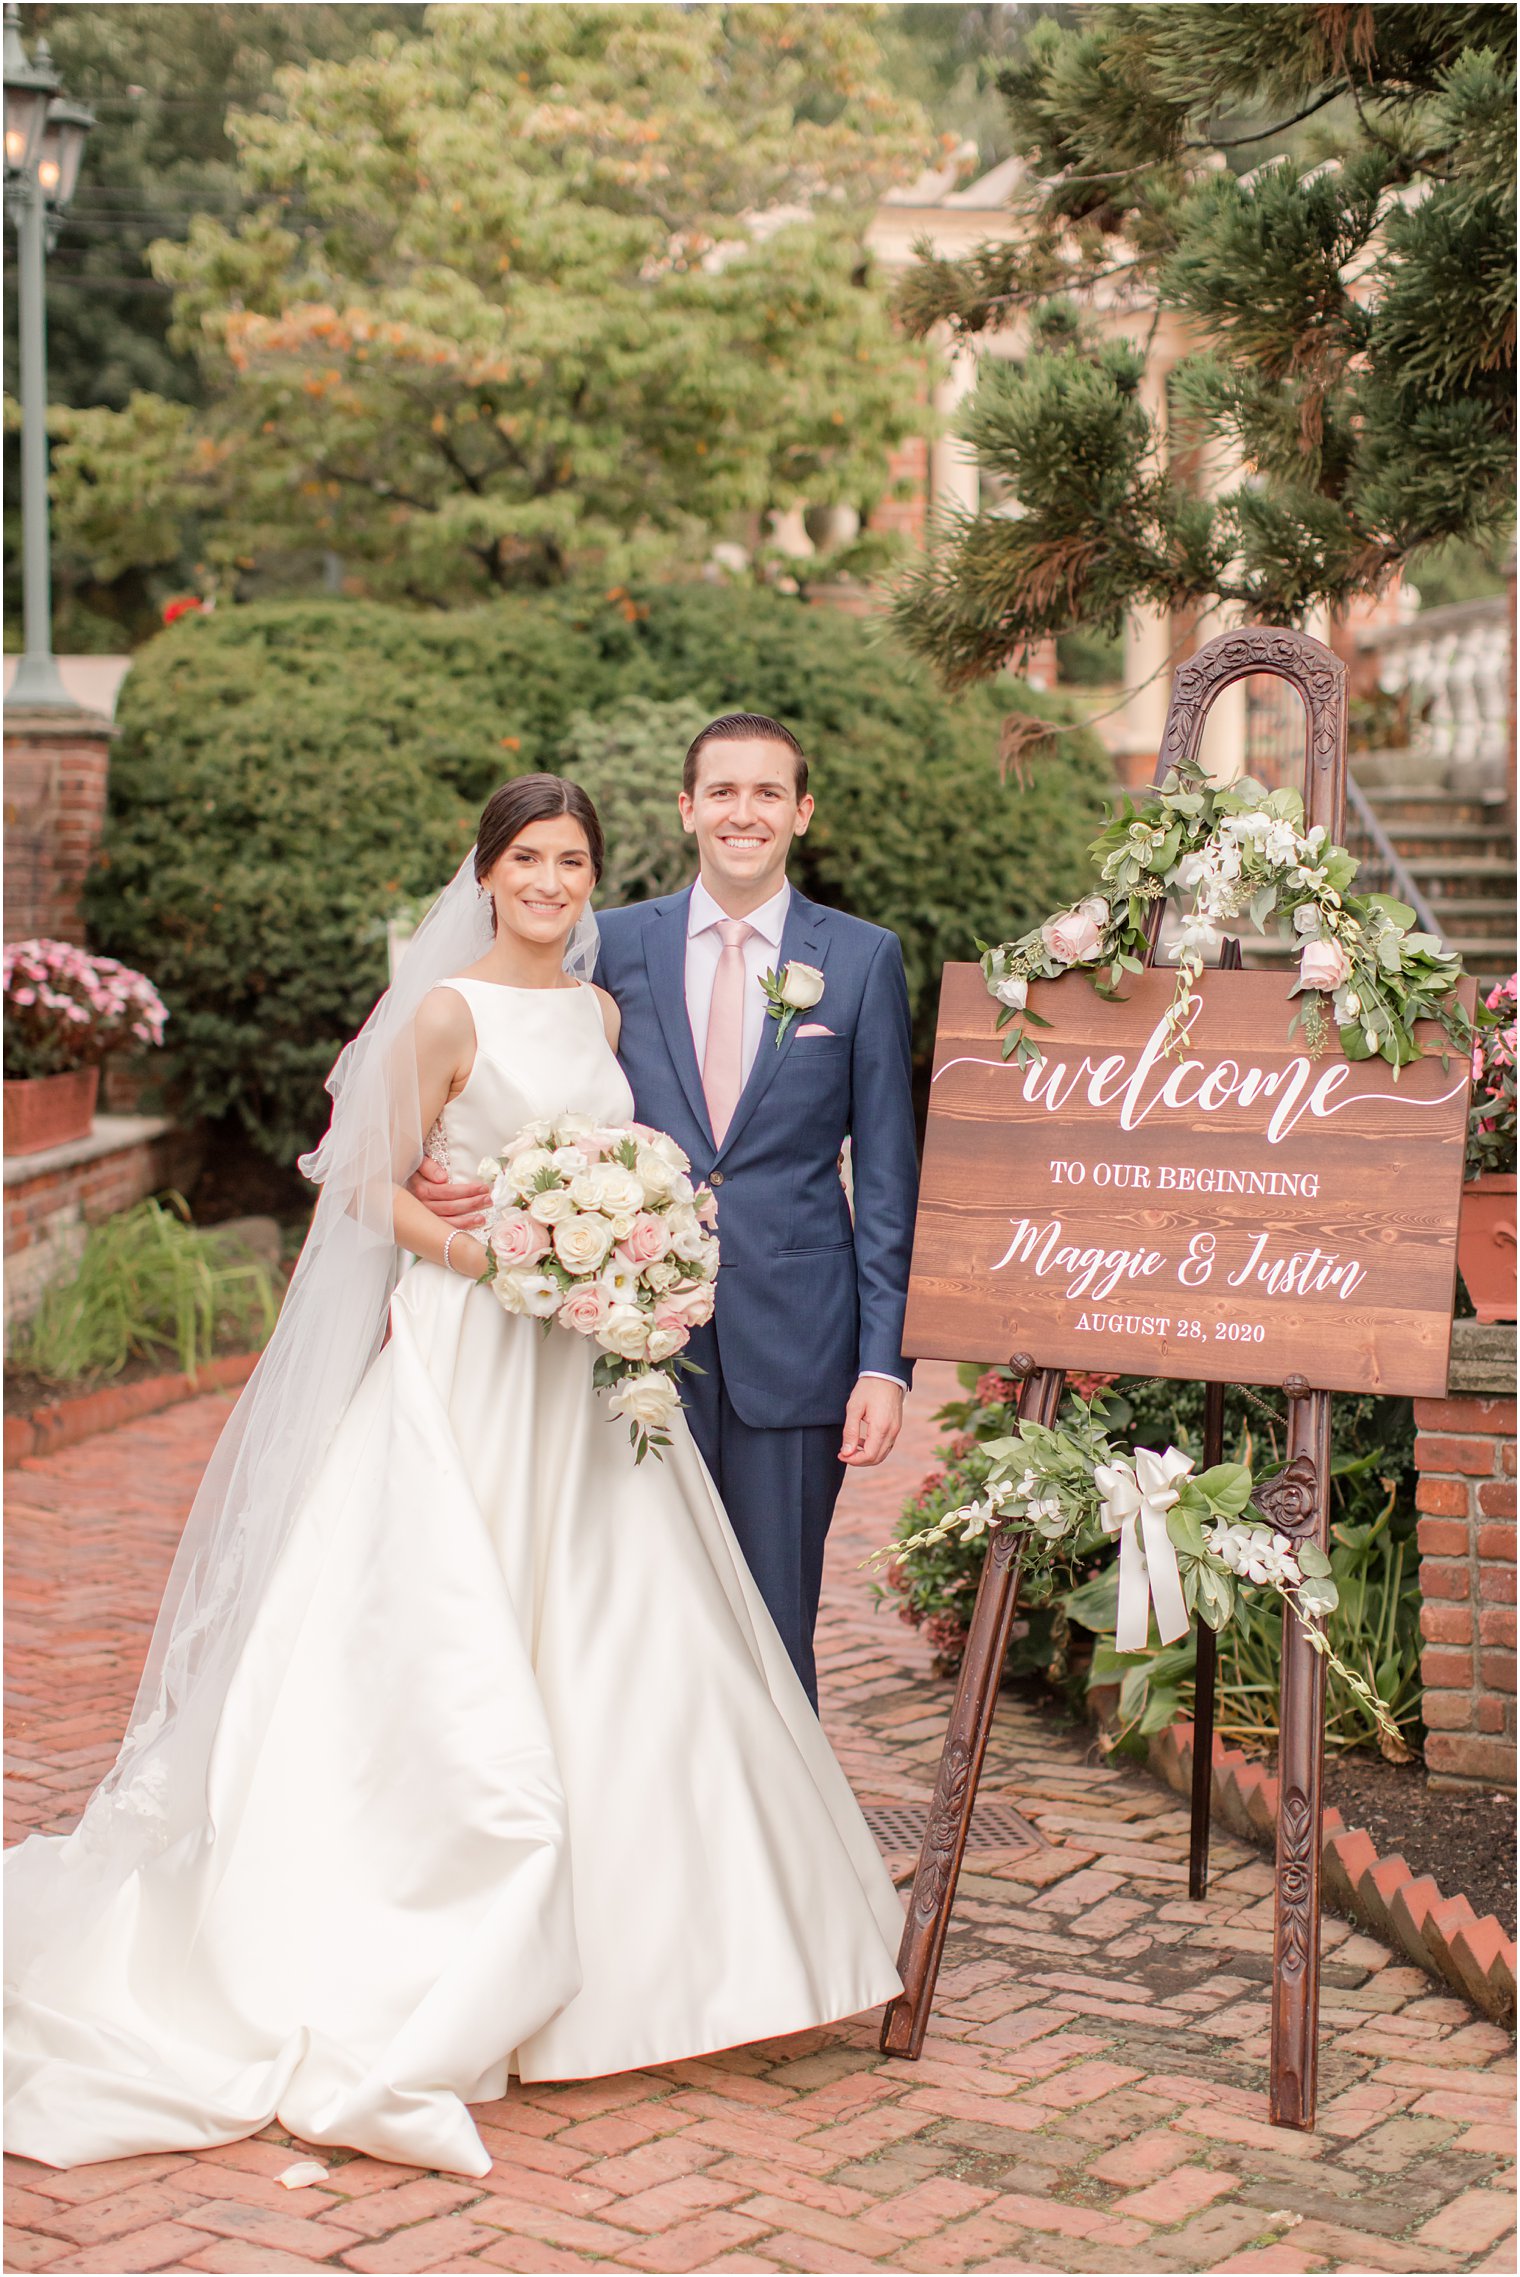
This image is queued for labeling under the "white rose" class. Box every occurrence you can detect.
[645,1325,687,1364]
[553,1213,615,1274]
[499,1268,562,1320]
[608,1369,680,1431]
[993,975,1028,1011]
[598,1303,651,1359]
[669,1220,709,1265]
[607,1211,638,1240]
[635,1147,681,1202]
[1292,904,1321,937]
[553,1114,594,1143]
[592,1164,646,1219]
[511,1146,556,1190]
[779,961,825,1011]
[490,1172,521,1209]
[551,1145,589,1175]
[645,1259,679,1294]
[648,1131,690,1173]
[527,1186,577,1225]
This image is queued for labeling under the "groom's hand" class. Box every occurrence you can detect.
[406,1156,491,1228]
[839,1377,904,1468]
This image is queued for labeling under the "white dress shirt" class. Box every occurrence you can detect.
[684,875,905,1396]
[684,875,791,1088]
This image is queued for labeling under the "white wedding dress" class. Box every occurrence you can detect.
[5,978,904,2178]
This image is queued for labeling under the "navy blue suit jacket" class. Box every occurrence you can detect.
[594,885,918,1430]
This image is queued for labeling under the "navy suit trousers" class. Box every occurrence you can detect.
[681,1323,845,1710]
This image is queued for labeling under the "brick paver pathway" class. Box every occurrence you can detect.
[5,1367,1516,2275]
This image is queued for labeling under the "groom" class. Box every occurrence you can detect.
[416,714,919,1706]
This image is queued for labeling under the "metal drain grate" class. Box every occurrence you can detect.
[862,1800,1040,1856]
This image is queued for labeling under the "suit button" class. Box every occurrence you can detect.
[710,1171,724,1186]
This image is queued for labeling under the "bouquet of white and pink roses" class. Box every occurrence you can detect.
[479,1115,719,1460]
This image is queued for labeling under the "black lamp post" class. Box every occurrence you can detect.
[5,3,94,708]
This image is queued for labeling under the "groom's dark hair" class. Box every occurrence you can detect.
[683,713,808,799]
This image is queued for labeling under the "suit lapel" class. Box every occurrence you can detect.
[715,891,830,1164]
[643,890,715,1149]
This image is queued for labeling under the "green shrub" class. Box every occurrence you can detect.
[9,1195,280,1385]
[89,586,1110,1163]
[559,696,710,909]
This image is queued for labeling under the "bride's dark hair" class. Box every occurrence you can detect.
[475,774,605,886]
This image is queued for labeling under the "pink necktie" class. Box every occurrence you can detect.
[702,918,753,1144]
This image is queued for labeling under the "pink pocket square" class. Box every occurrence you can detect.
[795,1023,835,1037]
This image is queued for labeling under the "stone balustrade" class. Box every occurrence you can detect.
[1360,594,1512,800]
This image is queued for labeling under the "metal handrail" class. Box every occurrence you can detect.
[1343,772,1446,941]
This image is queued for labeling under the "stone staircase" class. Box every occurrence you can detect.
[1358,780,1516,992]
[1218,760,1516,994]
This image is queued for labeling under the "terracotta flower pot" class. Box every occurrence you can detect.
[1458,1173,1518,1324]
[2,1066,100,1158]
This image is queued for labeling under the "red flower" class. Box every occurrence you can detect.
[162,595,204,626]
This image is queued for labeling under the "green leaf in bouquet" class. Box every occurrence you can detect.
[1195,1562,1235,1629]
[1195,1461,1253,1515]
[1296,1540,1333,1578]
[1165,1503,1209,1559]
[1366,893,1417,930]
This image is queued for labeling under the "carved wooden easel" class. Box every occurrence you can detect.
[881,626,1351,2130]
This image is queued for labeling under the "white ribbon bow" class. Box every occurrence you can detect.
[1094,1445,1193,1654]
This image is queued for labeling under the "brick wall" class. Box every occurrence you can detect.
[868,436,929,546]
[4,709,115,945]
[3,1119,204,1330]
[1414,1390,1517,1788]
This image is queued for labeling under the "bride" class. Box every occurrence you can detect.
[5,773,904,2180]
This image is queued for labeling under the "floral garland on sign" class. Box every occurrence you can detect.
[868,1396,1402,1747]
[980,760,1470,1073]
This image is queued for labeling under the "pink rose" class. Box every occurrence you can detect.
[694,1186,718,1227]
[559,1283,613,1337]
[490,1212,552,1268]
[1040,899,1107,967]
[1298,939,1350,991]
[622,1211,672,1265]
[660,1281,716,1328]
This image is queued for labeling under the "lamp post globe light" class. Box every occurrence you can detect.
[5,2,93,709]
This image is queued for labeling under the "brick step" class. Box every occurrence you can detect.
[1404,858,1517,899]
[1426,897,1519,930]
[1358,786,1500,828]
[1377,826,1517,860]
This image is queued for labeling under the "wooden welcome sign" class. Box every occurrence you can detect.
[907,964,1473,1398]
[879,626,1475,2133]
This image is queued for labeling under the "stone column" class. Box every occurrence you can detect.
[4,705,116,945]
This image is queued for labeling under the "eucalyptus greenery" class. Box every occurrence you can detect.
[981,760,1471,1075]
[873,1388,1403,1750]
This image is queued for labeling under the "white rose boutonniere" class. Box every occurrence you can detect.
[760,960,825,1048]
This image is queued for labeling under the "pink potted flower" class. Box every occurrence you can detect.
[1460,975,1517,1323]
[3,940,168,1157]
